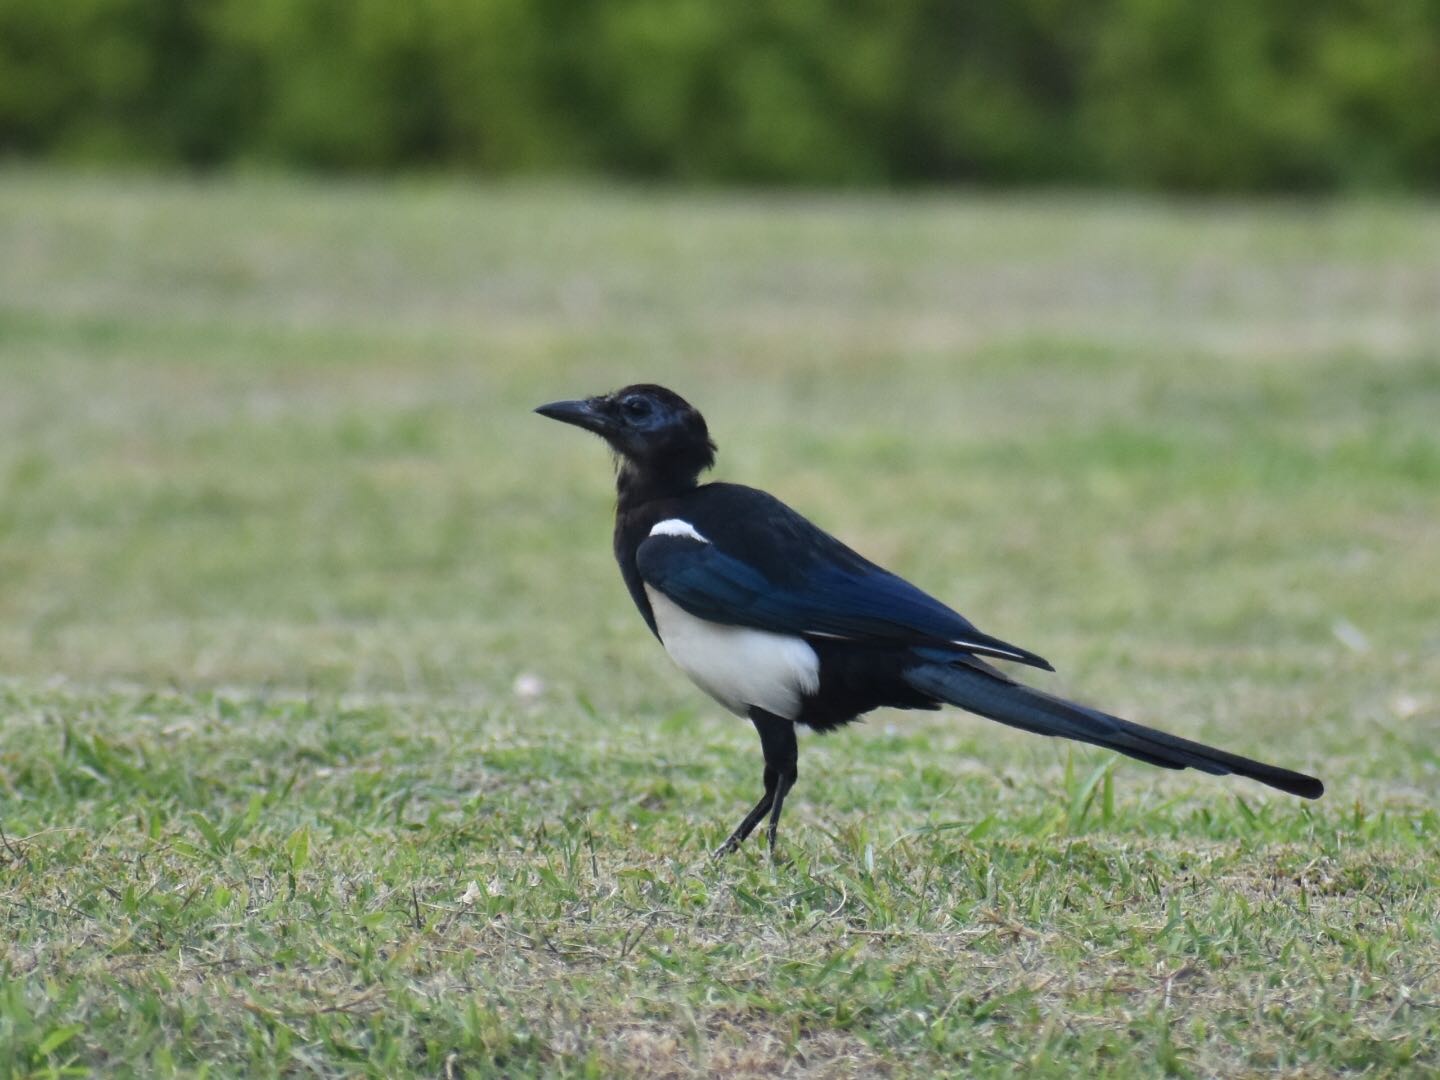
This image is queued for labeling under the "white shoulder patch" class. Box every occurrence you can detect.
[649,519,710,544]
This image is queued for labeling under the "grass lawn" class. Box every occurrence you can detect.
[1,170,1438,1076]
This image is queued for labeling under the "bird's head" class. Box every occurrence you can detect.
[535,384,716,494]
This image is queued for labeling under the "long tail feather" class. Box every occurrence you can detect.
[904,662,1323,799]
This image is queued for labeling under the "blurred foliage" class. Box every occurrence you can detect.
[1,0,1437,189]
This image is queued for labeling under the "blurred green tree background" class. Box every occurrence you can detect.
[1,0,1437,190]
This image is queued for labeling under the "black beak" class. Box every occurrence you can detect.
[534,398,612,437]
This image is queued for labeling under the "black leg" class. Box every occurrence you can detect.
[712,767,776,858]
[714,709,798,858]
[765,764,798,857]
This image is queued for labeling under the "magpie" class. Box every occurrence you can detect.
[536,384,1324,856]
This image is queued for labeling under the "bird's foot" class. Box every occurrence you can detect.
[712,834,743,860]
[766,825,783,863]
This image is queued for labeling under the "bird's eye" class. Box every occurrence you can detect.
[621,396,652,419]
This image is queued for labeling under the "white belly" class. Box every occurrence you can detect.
[644,586,819,719]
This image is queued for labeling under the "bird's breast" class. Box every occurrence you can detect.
[643,586,819,719]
